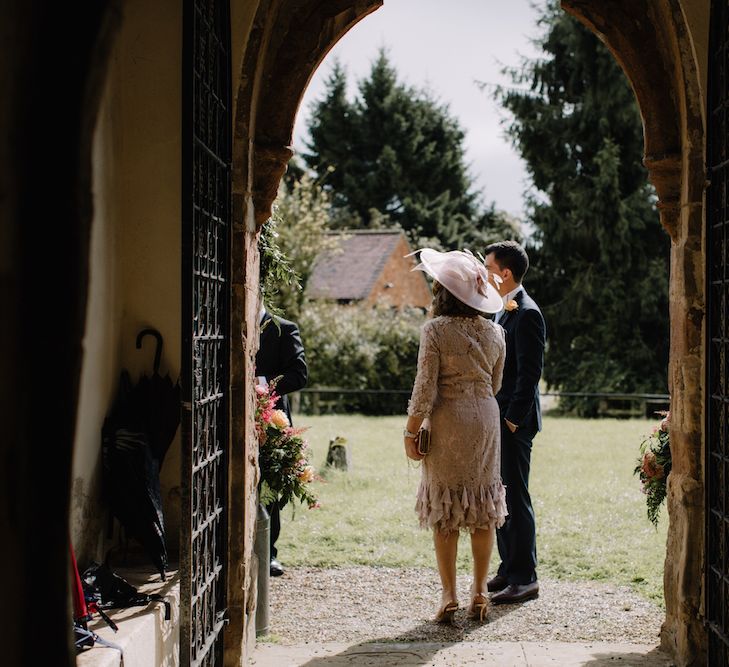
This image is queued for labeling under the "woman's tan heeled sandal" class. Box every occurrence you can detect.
[434,601,459,624]
[468,594,489,622]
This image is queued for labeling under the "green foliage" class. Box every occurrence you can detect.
[266,175,341,319]
[262,174,429,413]
[495,3,669,413]
[298,302,425,414]
[634,413,671,527]
[258,214,300,319]
[280,415,668,604]
[304,51,518,250]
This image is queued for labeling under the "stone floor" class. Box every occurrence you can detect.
[249,641,674,666]
[250,567,674,665]
[261,567,664,644]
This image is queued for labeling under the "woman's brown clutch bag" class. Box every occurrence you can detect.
[417,418,432,456]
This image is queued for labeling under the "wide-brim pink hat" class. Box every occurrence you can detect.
[409,249,503,314]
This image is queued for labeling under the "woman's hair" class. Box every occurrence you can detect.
[431,281,482,318]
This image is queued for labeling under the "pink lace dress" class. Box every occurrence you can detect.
[408,316,508,533]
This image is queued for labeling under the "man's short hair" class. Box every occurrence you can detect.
[484,240,529,283]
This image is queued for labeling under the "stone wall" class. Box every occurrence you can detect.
[71,66,122,566]
[71,0,185,569]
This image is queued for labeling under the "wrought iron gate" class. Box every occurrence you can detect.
[707,1,729,663]
[181,0,231,664]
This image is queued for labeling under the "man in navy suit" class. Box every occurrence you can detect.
[255,306,308,576]
[483,241,545,604]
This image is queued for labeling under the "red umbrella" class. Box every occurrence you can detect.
[70,543,88,624]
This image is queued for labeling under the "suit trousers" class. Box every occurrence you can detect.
[267,500,281,559]
[497,422,538,584]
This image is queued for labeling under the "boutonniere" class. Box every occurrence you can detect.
[505,299,519,312]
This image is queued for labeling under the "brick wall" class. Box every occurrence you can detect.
[366,236,431,309]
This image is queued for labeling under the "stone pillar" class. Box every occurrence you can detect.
[228,5,384,660]
[660,156,706,666]
[558,5,708,663]
[225,202,261,665]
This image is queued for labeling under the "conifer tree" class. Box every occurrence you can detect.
[305,50,516,249]
[305,61,355,212]
[496,3,669,413]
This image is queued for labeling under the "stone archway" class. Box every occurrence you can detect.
[562,2,706,662]
[227,2,382,659]
[233,1,707,665]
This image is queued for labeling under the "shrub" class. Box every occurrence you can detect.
[298,302,425,414]
[263,176,342,320]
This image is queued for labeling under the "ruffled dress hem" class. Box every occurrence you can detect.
[415,480,507,533]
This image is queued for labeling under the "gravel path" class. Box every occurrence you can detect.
[265,567,663,645]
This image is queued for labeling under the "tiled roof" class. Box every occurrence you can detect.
[306,230,404,300]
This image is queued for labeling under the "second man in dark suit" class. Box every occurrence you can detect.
[483,241,546,604]
[255,306,308,577]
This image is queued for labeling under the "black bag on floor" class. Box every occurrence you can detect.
[82,561,171,621]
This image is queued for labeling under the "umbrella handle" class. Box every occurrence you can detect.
[136,328,163,373]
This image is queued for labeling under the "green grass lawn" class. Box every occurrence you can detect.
[278,414,668,604]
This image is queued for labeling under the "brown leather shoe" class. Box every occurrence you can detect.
[487,574,508,592]
[490,582,539,605]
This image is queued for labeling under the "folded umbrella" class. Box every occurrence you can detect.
[133,328,181,466]
[103,421,168,579]
[102,327,180,580]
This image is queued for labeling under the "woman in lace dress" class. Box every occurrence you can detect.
[403,249,507,624]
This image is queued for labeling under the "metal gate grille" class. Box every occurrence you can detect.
[181,0,231,664]
[707,1,729,663]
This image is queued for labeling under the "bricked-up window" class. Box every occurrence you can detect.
[181,0,231,664]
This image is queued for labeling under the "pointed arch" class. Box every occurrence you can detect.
[231,1,707,662]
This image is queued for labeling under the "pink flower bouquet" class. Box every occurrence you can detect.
[255,377,319,509]
[634,411,671,527]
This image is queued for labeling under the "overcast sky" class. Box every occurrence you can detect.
[292,0,544,220]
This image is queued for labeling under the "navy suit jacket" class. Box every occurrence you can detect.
[255,313,308,423]
[496,288,546,432]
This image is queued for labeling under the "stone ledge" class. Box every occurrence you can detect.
[76,567,179,667]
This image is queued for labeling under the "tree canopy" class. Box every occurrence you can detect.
[260,175,342,320]
[495,3,669,412]
[304,50,517,250]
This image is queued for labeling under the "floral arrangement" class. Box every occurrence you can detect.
[255,377,319,509]
[634,411,672,527]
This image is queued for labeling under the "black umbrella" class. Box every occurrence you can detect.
[103,371,168,579]
[102,328,179,580]
[133,329,181,466]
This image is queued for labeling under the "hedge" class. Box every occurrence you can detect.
[297,302,426,415]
